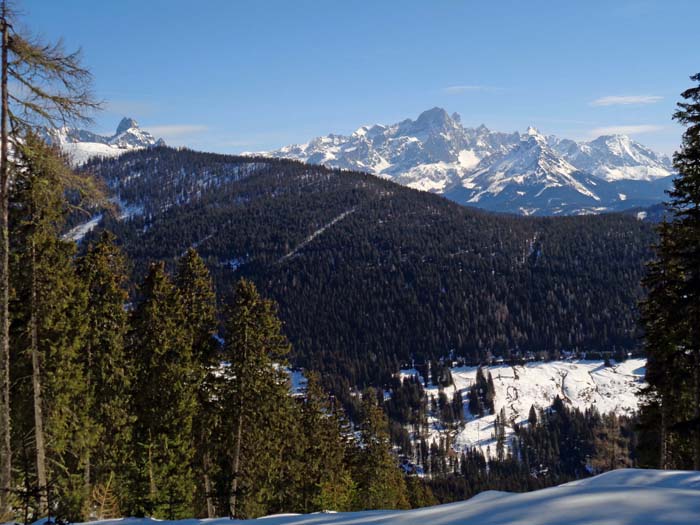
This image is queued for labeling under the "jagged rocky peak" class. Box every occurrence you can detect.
[116,117,139,135]
[50,117,164,166]
[414,107,456,129]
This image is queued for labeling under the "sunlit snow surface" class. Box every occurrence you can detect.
[401,359,645,457]
[30,469,700,525]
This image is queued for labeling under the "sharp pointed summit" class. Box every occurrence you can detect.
[116,117,139,135]
[46,118,165,166]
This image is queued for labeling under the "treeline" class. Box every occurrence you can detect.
[79,147,656,395]
[3,138,432,522]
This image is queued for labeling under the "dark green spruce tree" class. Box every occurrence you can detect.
[220,278,294,519]
[77,231,132,517]
[174,248,219,518]
[639,73,700,470]
[128,262,196,518]
[295,372,355,513]
[351,389,409,511]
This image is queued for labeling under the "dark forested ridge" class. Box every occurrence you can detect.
[80,147,656,386]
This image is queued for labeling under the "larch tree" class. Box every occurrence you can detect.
[0,1,99,513]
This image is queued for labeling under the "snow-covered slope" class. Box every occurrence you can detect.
[266,108,520,194]
[456,127,622,215]
[263,108,673,215]
[552,134,674,181]
[46,117,164,166]
[402,359,645,457]
[45,469,700,525]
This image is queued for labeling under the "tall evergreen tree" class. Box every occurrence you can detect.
[174,248,219,517]
[128,262,196,518]
[640,73,700,469]
[77,231,132,513]
[295,372,354,513]
[9,135,93,519]
[351,390,409,511]
[220,278,292,519]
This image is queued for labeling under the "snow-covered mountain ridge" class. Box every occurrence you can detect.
[46,117,164,166]
[263,108,674,215]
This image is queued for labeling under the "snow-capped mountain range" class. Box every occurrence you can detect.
[46,117,164,166]
[264,108,675,215]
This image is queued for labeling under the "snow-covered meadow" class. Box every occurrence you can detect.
[400,359,646,457]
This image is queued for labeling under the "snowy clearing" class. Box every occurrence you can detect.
[401,359,645,457]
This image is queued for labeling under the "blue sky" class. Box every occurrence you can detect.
[22,0,699,155]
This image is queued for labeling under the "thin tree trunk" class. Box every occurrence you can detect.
[694,351,700,470]
[229,402,243,518]
[148,437,156,503]
[84,450,91,505]
[659,398,667,469]
[30,240,48,516]
[229,336,247,519]
[203,450,215,518]
[0,1,12,514]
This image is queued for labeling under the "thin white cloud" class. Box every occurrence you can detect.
[442,85,501,94]
[145,124,208,138]
[589,124,664,136]
[590,95,663,107]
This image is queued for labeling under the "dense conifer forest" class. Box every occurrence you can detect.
[79,148,656,391]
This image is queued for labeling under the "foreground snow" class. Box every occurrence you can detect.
[39,469,699,525]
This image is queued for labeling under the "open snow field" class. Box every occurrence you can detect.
[37,469,699,525]
[400,359,646,457]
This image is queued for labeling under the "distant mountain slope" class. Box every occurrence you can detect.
[263,108,674,215]
[46,117,164,166]
[551,134,673,181]
[77,147,656,387]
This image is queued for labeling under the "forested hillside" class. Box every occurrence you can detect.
[80,148,656,387]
